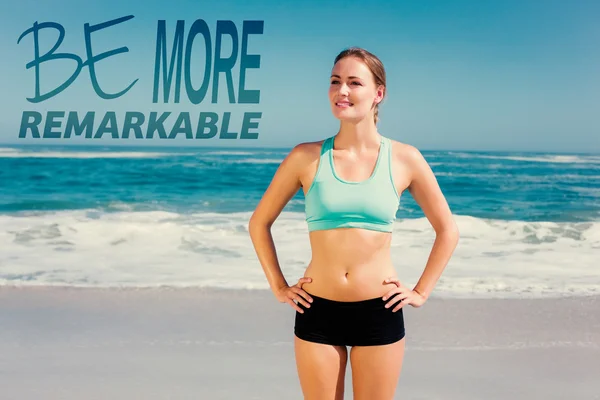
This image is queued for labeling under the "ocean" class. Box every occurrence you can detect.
[0,143,598,298]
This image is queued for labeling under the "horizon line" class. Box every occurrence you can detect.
[0,141,599,156]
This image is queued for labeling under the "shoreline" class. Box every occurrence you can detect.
[1,283,598,299]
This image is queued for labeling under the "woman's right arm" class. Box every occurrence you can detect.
[248,144,313,312]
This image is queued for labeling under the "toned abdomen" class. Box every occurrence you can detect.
[300,229,399,301]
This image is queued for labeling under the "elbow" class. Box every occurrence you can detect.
[447,222,460,245]
[248,214,272,236]
[248,214,260,235]
[438,221,460,244]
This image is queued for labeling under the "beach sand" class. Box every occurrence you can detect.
[0,286,598,400]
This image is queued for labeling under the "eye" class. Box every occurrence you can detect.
[351,81,362,86]
[330,80,340,84]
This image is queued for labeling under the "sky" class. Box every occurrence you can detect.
[1,0,598,153]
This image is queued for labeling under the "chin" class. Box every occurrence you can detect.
[331,110,364,123]
[331,108,352,118]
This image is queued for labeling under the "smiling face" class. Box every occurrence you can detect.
[329,56,385,123]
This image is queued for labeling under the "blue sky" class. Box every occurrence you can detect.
[1,0,598,152]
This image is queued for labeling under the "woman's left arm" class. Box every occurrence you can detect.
[405,145,460,301]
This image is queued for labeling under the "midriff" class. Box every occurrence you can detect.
[300,228,399,301]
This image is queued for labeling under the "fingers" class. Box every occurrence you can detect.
[292,277,313,309]
[277,277,314,313]
[286,298,304,313]
[290,287,312,308]
[382,277,407,312]
[384,292,406,309]
[391,294,410,312]
[296,277,312,290]
[385,294,410,312]
[383,285,411,312]
[384,277,402,287]
[285,277,314,312]
[382,278,403,301]
[382,287,400,301]
[298,277,312,285]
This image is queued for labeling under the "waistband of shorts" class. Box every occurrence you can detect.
[303,291,387,309]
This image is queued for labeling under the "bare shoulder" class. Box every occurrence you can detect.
[250,139,325,225]
[289,140,324,162]
[388,137,457,234]
[388,138,428,173]
[283,139,325,175]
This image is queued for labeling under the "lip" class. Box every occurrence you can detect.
[335,101,353,107]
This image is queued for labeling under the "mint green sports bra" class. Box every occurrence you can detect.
[304,135,400,232]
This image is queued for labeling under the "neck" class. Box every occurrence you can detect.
[335,119,381,151]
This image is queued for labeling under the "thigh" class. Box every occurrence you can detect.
[350,338,405,400]
[294,336,348,400]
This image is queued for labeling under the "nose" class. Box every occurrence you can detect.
[338,83,350,96]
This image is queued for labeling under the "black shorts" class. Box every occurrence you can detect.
[294,292,406,347]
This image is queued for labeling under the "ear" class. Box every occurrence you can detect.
[374,85,385,104]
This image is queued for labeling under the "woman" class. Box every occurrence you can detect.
[249,47,459,400]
